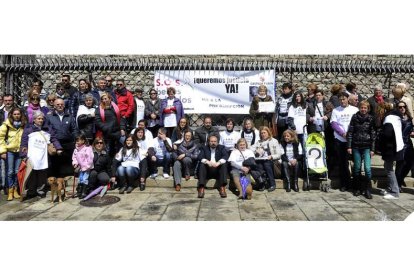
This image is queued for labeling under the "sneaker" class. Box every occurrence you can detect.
[380,189,388,196]
[383,194,398,200]
[150,173,158,179]
[163,173,170,179]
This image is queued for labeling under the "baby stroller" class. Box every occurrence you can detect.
[303,126,331,192]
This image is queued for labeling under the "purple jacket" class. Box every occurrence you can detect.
[20,123,62,158]
[160,97,184,126]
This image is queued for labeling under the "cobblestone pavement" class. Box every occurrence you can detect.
[1,184,413,221]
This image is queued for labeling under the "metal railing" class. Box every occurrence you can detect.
[1,55,414,127]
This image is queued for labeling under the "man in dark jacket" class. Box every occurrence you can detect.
[61,74,78,98]
[197,134,229,198]
[46,98,79,177]
[91,77,117,104]
[194,116,220,147]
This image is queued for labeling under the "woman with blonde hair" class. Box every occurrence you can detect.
[228,138,256,199]
[95,93,126,157]
[280,129,303,192]
[249,84,274,128]
[250,126,281,192]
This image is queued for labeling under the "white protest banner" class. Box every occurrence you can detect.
[154,70,275,114]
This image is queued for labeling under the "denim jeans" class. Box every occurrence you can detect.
[150,152,171,175]
[7,152,21,188]
[116,166,140,186]
[352,148,372,180]
[78,171,90,185]
[384,160,399,197]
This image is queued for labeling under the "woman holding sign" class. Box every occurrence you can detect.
[249,85,274,129]
[160,87,184,138]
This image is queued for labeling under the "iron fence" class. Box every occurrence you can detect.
[1,55,414,127]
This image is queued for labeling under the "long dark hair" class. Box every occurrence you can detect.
[121,135,139,157]
[292,91,307,109]
[133,128,146,141]
[8,107,28,127]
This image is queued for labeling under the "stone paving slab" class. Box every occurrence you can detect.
[1,185,413,221]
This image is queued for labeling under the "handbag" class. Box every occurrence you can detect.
[39,131,57,156]
[273,160,282,179]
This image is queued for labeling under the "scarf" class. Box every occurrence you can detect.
[13,121,22,129]
[383,114,404,152]
[27,103,40,123]
[375,95,384,103]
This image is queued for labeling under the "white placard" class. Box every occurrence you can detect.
[258,102,275,113]
[154,70,275,114]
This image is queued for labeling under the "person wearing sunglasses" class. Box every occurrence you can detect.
[88,138,115,193]
[144,88,161,138]
[25,88,49,124]
[395,102,414,193]
[377,101,404,200]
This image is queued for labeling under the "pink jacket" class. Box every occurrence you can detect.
[72,145,94,171]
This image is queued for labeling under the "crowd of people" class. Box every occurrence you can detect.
[0,74,412,202]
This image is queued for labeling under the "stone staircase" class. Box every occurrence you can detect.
[141,154,414,192]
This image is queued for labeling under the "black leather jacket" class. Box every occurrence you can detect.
[346,112,376,150]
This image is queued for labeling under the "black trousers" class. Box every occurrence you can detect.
[335,139,351,189]
[198,162,227,187]
[26,169,48,196]
[89,170,110,189]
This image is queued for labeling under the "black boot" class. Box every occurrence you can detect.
[352,176,360,196]
[80,185,88,199]
[283,164,291,192]
[365,179,373,199]
[293,179,299,192]
[293,166,299,192]
[76,184,83,198]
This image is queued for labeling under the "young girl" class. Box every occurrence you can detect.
[280,129,303,192]
[346,100,376,199]
[72,133,94,199]
[113,135,147,194]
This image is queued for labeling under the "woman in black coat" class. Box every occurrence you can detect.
[377,102,404,199]
[395,101,414,192]
[87,138,115,193]
[346,100,376,199]
[95,93,126,157]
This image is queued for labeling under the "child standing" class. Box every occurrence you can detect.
[72,133,94,199]
[280,129,303,192]
[346,100,376,199]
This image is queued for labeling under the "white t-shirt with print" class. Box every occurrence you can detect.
[330,105,359,142]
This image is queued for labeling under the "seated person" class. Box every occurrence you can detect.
[197,134,228,198]
[172,130,199,191]
[148,127,173,179]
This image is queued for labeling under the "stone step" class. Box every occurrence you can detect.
[145,176,414,188]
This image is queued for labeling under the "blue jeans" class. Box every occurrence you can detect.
[352,148,372,180]
[7,152,21,188]
[78,171,90,185]
[116,166,140,186]
[150,152,171,175]
[384,160,399,197]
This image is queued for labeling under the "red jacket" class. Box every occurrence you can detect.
[115,89,134,118]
